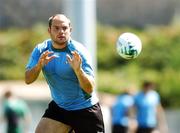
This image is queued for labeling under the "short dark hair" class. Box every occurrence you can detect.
[48,14,71,28]
[48,15,56,28]
[143,81,155,88]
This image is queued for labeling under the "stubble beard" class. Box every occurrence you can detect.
[53,39,67,48]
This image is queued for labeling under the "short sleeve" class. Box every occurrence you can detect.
[81,51,94,77]
[26,46,41,70]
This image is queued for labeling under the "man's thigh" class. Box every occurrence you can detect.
[71,103,104,133]
[35,118,72,133]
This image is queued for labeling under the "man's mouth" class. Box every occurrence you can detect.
[57,36,65,39]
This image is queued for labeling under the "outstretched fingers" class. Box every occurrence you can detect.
[72,51,82,63]
[66,51,82,72]
[66,54,72,63]
[40,51,56,66]
[42,51,53,58]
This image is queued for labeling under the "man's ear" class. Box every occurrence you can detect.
[48,27,51,33]
[70,27,72,33]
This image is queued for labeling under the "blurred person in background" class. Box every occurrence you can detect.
[134,81,168,133]
[111,87,137,133]
[25,14,104,133]
[1,89,31,133]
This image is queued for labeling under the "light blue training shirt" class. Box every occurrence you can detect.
[134,90,160,128]
[26,39,98,110]
[111,93,134,127]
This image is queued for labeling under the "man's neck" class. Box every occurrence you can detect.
[52,42,67,49]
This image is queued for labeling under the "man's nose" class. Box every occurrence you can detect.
[58,28,64,34]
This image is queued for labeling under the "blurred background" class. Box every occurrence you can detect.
[0,0,180,132]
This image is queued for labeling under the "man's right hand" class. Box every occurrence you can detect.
[25,51,56,84]
[38,51,56,68]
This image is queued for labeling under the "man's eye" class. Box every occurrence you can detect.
[62,27,68,31]
[55,27,59,30]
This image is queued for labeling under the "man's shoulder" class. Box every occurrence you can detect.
[69,39,91,59]
[35,39,51,52]
[36,39,51,48]
[69,39,87,51]
[148,90,159,96]
[70,39,83,46]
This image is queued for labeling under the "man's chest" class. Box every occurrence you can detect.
[43,52,75,78]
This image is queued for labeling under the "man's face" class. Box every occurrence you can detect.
[48,16,72,46]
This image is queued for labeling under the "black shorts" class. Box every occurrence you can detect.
[42,101,105,133]
[136,127,155,133]
[112,124,128,133]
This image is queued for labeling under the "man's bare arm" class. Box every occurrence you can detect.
[67,51,95,94]
[74,68,95,94]
[25,51,56,84]
[25,64,42,84]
